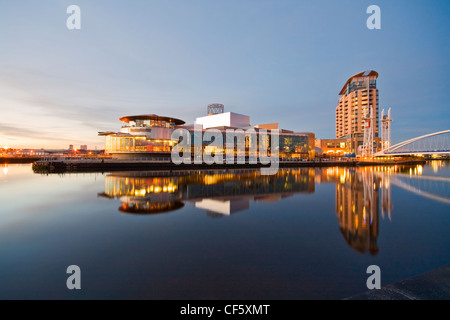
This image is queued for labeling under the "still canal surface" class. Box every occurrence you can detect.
[0,161,449,299]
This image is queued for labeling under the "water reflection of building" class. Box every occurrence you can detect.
[1,164,7,175]
[379,171,393,220]
[99,164,433,254]
[183,169,315,216]
[195,198,250,217]
[317,167,383,254]
[317,165,426,254]
[335,168,380,255]
[99,168,315,216]
[98,173,184,214]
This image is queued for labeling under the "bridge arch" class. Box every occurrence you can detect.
[375,130,450,156]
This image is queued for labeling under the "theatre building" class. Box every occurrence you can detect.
[99,104,315,161]
[99,114,185,160]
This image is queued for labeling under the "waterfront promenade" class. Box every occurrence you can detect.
[30,158,427,173]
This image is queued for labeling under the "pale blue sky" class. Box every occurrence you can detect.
[0,0,449,148]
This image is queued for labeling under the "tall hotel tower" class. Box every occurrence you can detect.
[336,70,381,155]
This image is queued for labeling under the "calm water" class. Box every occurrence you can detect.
[0,161,449,299]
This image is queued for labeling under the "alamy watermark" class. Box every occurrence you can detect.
[366,265,381,289]
[66,265,81,290]
[66,5,81,30]
[171,125,279,175]
[66,5,380,31]
[367,5,381,30]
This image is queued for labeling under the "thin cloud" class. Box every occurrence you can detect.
[0,123,72,142]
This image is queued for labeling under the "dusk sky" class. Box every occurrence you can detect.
[0,0,449,149]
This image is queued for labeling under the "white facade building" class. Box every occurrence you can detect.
[195,112,250,129]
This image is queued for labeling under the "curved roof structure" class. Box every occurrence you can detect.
[119,114,185,125]
[339,70,379,95]
[98,131,117,136]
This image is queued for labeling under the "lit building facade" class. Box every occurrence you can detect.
[315,138,348,157]
[336,70,382,155]
[190,107,315,160]
[100,105,316,160]
[99,114,185,160]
